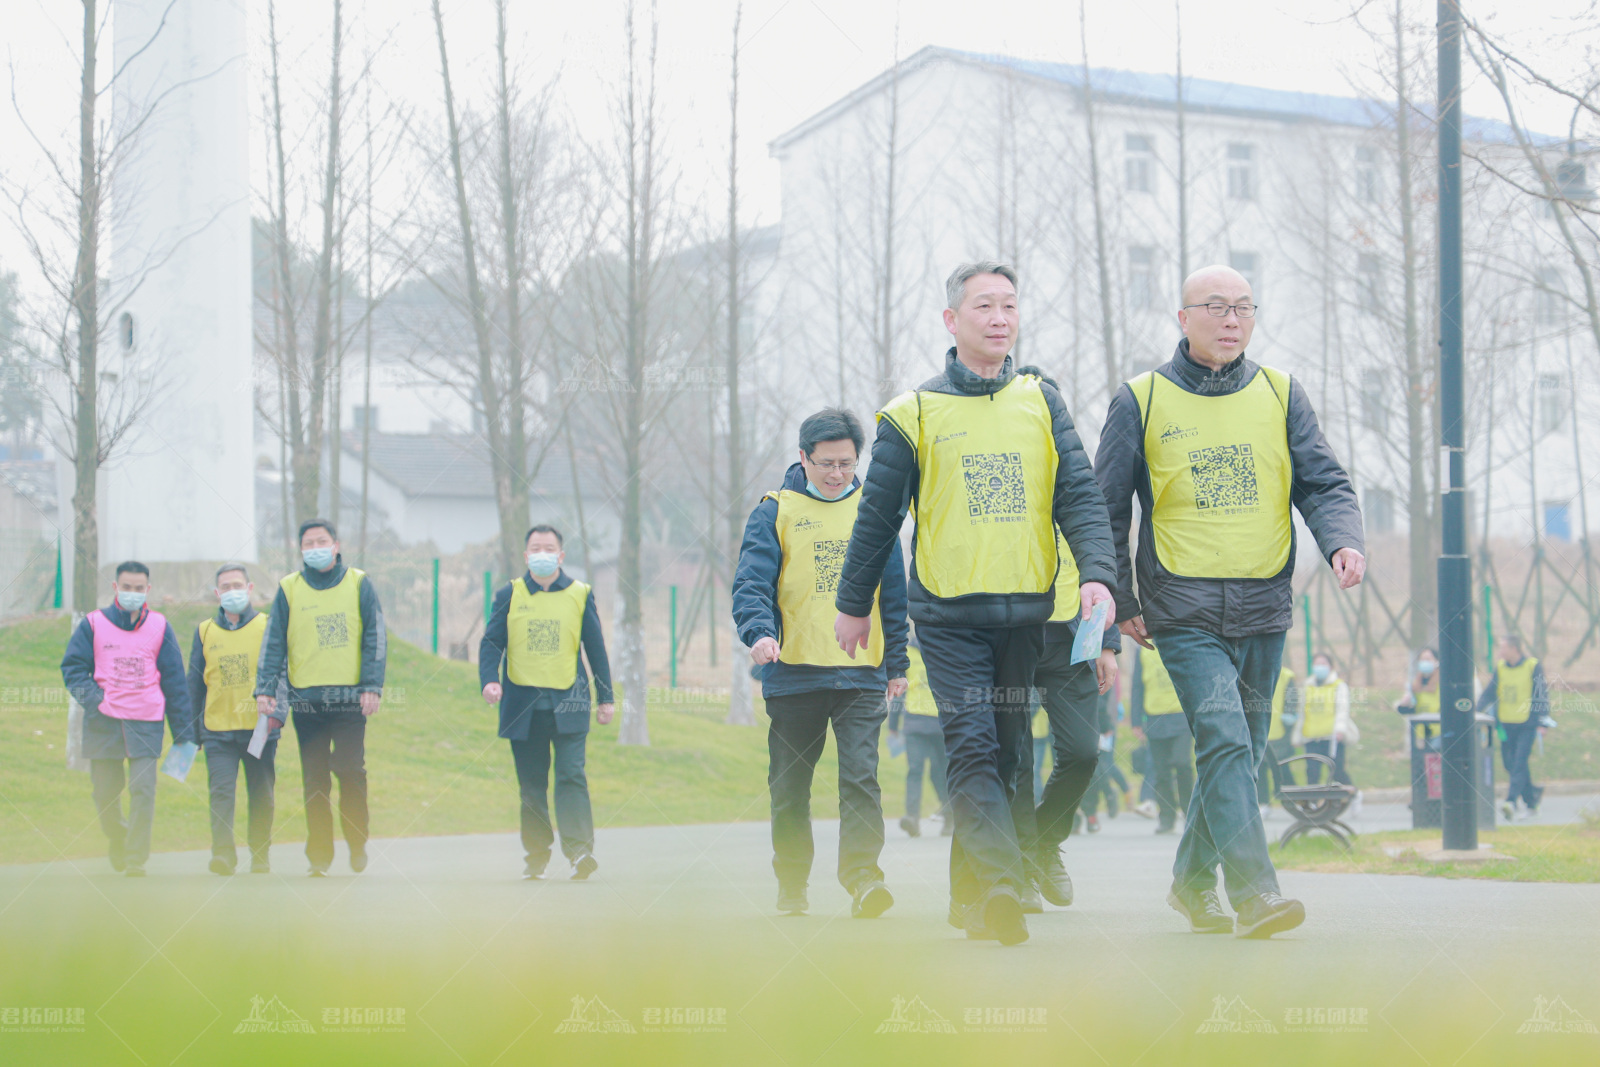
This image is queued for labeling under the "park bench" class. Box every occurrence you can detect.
[1273,754,1357,850]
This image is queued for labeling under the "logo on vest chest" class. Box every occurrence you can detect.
[793,516,822,530]
[1159,421,1198,443]
[934,431,968,445]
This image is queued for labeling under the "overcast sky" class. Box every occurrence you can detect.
[3,0,1596,294]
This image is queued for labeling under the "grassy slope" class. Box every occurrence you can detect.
[1275,824,1600,882]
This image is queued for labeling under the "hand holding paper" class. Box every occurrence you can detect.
[161,741,199,783]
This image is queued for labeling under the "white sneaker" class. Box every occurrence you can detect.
[1499,800,1516,821]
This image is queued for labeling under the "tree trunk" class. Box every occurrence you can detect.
[70,0,100,613]
[496,0,530,577]
[1080,1,1119,401]
[266,1,306,534]
[875,32,901,409]
[725,4,754,726]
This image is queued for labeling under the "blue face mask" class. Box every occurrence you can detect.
[527,552,560,578]
[116,590,147,613]
[219,589,250,615]
[302,546,336,571]
[1312,664,1331,684]
[806,480,855,500]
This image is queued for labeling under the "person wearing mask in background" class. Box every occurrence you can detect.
[888,630,952,839]
[61,561,194,877]
[480,525,613,881]
[1007,366,1122,914]
[187,564,277,875]
[1097,264,1365,938]
[733,408,910,918]
[1477,635,1550,821]
[1257,663,1299,813]
[255,519,386,877]
[1292,653,1357,787]
[1396,647,1441,717]
[1130,643,1191,836]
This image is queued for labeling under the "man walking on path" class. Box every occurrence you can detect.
[834,262,1118,945]
[1478,635,1550,820]
[1097,264,1364,938]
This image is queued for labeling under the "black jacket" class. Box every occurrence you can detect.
[836,349,1118,629]
[478,571,613,737]
[254,556,387,706]
[1096,339,1364,637]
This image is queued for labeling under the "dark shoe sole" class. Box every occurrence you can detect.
[1235,900,1306,939]
[1167,890,1232,934]
[777,894,808,916]
[984,893,1029,946]
[209,858,235,876]
[852,884,894,919]
[350,852,368,874]
[1019,891,1044,915]
[572,855,599,880]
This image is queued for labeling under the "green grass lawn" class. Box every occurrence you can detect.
[1274,823,1600,882]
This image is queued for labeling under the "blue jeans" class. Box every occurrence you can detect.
[1501,720,1542,809]
[1152,627,1284,907]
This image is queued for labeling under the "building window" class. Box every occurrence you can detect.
[1128,246,1156,310]
[1228,251,1259,298]
[1536,266,1564,326]
[1364,487,1395,535]
[119,311,134,351]
[351,405,379,433]
[1545,500,1572,541]
[1538,372,1565,435]
[1360,368,1388,434]
[1358,253,1382,313]
[1355,146,1379,203]
[1227,143,1256,200]
[1125,133,1154,193]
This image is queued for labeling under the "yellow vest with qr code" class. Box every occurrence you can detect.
[282,568,365,688]
[877,375,1059,600]
[200,613,268,731]
[1047,529,1083,624]
[505,579,589,690]
[1495,657,1538,724]
[1131,366,1294,580]
[767,488,884,668]
[1301,680,1339,739]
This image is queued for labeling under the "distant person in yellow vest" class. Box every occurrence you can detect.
[834,262,1120,946]
[1256,664,1299,810]
[1478,635,1550,820]
[1395,647,1440,716]
[255,519,387,877]
[479,524,613,881]
[734,408,909,918]
[1131,644,1191,834]
[888,634,952,838]
[1097,264,1365,939]
[187,564,277,876]
[1291,653,1357,785]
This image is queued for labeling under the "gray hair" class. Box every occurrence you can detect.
[215,562,249,583]
[945,261,1018,310]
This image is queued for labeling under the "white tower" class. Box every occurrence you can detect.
[100,0,254,565]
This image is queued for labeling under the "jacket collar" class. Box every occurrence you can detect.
[103,601,149,631]
[301,556,348,590]
[522,571,573,594]
[943,347,1015,396]
[214,605,259,630]
[1164,337,1256,396]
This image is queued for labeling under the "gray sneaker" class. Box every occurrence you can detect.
[777,885,808,915]
[850,880,894,919]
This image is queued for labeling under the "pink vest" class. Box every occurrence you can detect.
[88,608,168,721]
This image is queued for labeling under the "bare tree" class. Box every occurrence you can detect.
[1079,0,1119,400]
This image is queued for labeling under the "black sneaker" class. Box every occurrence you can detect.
[1233,892,1305,939]
[572,853,599,880]
[1034,850,1074,907]
[850,880,894,919]
[1167,885,1232,933]
[523,857,548,881]
[970,886,1028,945]
[124,866,146,878]
[209,856,235,876]
[899,816,921,838]
[777,885,808,915]
[350,847,368,874]
[309,866,328,878]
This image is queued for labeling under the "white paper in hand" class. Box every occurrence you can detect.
[247,712,270,758]
[161,741,199,782]
[1069,599,1111,665]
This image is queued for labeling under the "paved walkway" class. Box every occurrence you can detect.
[2,798,1597,1066]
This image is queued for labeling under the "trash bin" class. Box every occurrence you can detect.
[1404,712,1497,830]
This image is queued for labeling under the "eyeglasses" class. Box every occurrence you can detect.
[1183,302,1259,318]
[806,458,857,472]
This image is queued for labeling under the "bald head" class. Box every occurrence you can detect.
[1181,265,1250,307]
[1177,264,1255,370]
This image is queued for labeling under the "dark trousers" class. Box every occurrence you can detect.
[1303,738,1351,785]
[293,706,369,869]
[1148,732,1195,830]
[766,688,887,891]
[1011,641,1100,857]
[916,622,1042,906]
[91,757,157,868]
[904,731,949,820]
[203,734,277,866]
[510,720,594,862]
[1081,751,1127,817]
[1501,720,1542,808]
[1153,627,1283,908]
[1257,737,1296,801]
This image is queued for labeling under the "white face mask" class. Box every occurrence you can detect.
[1417,660,1437,677]
[116,589,147,612]
[527,552,560,578]
[219,589,250,614]
[1312,664,1331,684]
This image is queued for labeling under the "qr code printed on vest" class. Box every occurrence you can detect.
[217,653,251,687]
[315,613,350,648]
[962,452,1027,517]
[111,656,144,682]
[526,619,561,654]
[1187,444,1259,509]
[812,539,848,593]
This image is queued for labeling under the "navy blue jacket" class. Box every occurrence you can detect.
[478,571,613,738]
[254,556,387,708]
[733,462,910,698]
[61,603,194,760]
[186,606,283,745]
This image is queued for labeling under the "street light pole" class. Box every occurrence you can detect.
[1437,0,1478,850]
